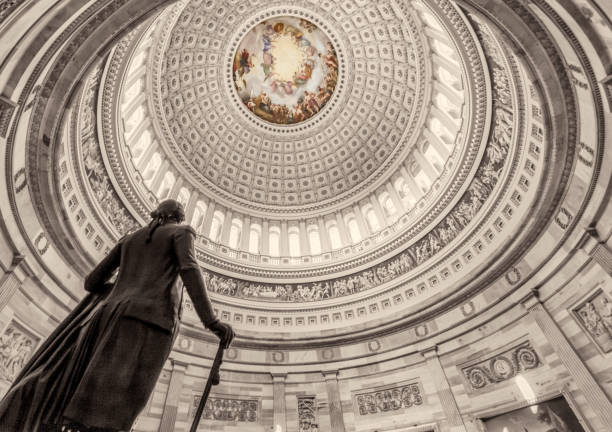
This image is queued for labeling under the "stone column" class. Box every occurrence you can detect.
[149,159,170,194]
[521,290,612,425]
[272,373,288,432]
[399,165,424,199]
[241,216,251,251]
[219,209,232,245]
[421,346,467,432]
[335,212,351,245]
[318,218,331,252]
[0,254,25,312]
[385,182,405,214]
[299,221,310,255]
[280,221,289,256]
[262,220,270,255]
[184,191,199,225]
[352,204,371,238]
[158,359,187,432]
[323,370,346,432]
[201,200,216,237]
[369,194,389,226]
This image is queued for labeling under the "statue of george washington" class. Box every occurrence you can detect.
[0,199,234,432]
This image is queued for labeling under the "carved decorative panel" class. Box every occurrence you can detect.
[354,382,423,416]
[192,395,258,422]
[0,320,40,383]
[297,395,318,431]
[461,341,541,390]
[571,288,612,353]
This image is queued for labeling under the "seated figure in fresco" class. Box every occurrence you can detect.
[0,199,234,432]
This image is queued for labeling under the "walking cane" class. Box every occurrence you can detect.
[189,340,225,432]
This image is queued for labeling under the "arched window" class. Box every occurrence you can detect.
[248,223,261,254]
[422,142,445,174]
[411,162,431,193]
[177,187,190,207]
[228,218,242,249]
[156,171,175,199]
[308,224,321,255]
[363,204,380,232]
[430,118,454,146]
[432,40,455,60]
[128,50,147,75]
[209,210,225,242]
[327,220,342,250]
[288,226,300,257]
[269,226,281,256]
[142,152,161,186]
[344,213,361,243]
[122,79,143,109]
[379,192,397,217]
[124,105,144,134]
[421,11,443,31]
[436,66,462,91]
[394,178,416,208]
[131,129,151,163]
[435,92,459,120]
[191,201,207,234]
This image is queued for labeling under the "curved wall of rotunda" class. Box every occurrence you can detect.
[0,1,611,432]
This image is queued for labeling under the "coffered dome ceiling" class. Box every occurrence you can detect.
[36,0,593,345]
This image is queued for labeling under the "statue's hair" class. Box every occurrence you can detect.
[146,199,185,243]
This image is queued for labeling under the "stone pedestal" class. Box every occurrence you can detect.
[158,359,187,432]
[521,290,612,426]
[323,370,346,432]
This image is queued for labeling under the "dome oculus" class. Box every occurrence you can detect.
[233,17,338,125]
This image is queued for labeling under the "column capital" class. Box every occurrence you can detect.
[519,288,541,310]
[169,358,188,371]
[322,370,339,380]
[419,345,439,359]
[271,372,288,382]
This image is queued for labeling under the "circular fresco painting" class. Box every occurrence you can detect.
[233,17,338,125]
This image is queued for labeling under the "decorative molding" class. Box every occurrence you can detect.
[461,340,541,390]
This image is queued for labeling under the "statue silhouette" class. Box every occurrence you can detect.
[0,199,234,431]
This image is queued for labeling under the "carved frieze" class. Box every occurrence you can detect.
[192,395,258,422]
[354,382,423,415]
[461,341,541,390]
[571,288,612,353]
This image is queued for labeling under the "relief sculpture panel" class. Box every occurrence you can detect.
[461,340,541,390]
[192,395,258,422]
[0,320,40,383]
[572,288,612,353]
[354,382,423,416]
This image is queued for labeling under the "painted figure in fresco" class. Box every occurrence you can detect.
[0,199,234,432]
[234,18,339,124]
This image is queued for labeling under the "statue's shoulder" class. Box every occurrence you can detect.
[174,223,196,236]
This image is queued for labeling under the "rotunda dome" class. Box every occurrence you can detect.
[1,0,610,430]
